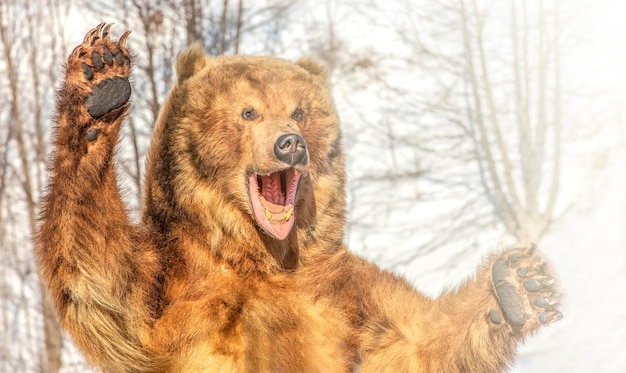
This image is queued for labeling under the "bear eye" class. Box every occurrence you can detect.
[291,108,304,122]
[242,107,258,121]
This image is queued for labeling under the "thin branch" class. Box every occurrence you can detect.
[542,0,561,234]
[470,0,523,217]
[460,0,518,234]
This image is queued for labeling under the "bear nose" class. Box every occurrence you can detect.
[274,133,308,166]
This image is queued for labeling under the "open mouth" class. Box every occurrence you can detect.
[249,168,302,240]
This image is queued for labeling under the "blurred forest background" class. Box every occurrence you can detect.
[1,0,624,372]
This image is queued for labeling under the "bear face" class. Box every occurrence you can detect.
[143,45,346,252]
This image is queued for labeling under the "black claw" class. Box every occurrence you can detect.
[102,23,113,40]
[554,311,563,322]
[92,51,104,70]
[82,62,94,80]
[91,22,106,44]
[103,47,114,66]
[523,279,542,293]
[119,30,131,48]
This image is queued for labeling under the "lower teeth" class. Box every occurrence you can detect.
[264,207,293,222]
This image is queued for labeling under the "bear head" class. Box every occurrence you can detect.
[142,44,346,260]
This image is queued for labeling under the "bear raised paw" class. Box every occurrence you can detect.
[36,24,561,373]
[490,245,562,334]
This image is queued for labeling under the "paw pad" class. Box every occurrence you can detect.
[491,245,562,333]
[70,22,132,120]
[86,77,131,119]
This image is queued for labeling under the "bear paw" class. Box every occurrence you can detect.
[67,23,132,122]
[490,244,562,334]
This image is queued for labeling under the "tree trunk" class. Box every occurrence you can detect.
[0,10,63,373]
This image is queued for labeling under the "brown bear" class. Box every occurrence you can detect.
[36,23,561,372]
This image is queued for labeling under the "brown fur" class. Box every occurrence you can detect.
[36,24,560,372]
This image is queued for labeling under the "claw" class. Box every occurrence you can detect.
[550,293,562,305]
[119,30,132,49]
[92,23,107,44]
[102,23,114,40]
[94,22,107,43]
[83,23,105,44]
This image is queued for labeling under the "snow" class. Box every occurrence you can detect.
[512,123,626,372]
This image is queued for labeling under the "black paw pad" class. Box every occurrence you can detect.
[82,62,94,80]
[85,77,131,119]
[91,51,105,70]
[488,309,503,325]
[491,247,562,332]
[492,259,527,327]
[114,50,124,65]
[102,47,114,66]
[523,279,542,293]
[85,128,100,142]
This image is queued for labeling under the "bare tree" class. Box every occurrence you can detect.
[459,0,563,242]
[0,0,72,371]
[335,0,569,265]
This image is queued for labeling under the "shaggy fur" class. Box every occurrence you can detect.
[36,24,561,373]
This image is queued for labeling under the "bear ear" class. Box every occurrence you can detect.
[296,58,328,82]
[176,42,208,84]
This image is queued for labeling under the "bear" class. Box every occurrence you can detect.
[35,23,561,372]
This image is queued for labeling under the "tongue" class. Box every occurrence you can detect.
[263,215,294,240]
[252,197,294,240]
[249,173,296,240]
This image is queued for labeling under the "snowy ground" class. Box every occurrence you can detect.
[512,138,626,372]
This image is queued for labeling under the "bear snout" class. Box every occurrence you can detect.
[274,133,308,166]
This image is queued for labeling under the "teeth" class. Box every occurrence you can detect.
[263,206,294,222]
[265,208,273,221]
